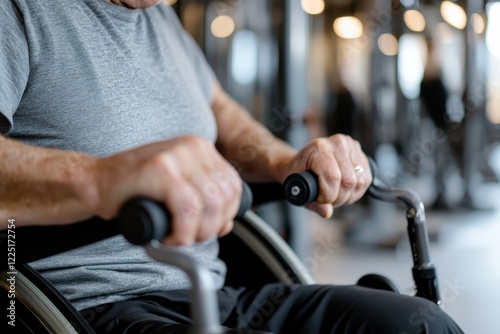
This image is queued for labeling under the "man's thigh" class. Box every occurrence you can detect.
[224,284,464,334]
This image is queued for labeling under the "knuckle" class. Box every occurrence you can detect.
[213,170,230,186]
[147,153,174,174]
[185,135,209,151]
[183,200,204,218]
[331,134,347,145]
[341,174,357,188]
[206,195,225,214]
[323,168,341,184]
[356,177,366,189]
[177,190,205,219]
[311,138,330,151]
[185,135,204,145]
[203,181,219,199]
[215,169,241,194]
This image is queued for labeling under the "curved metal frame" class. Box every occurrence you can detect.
[368,177,441,304]
[234,211,314,285]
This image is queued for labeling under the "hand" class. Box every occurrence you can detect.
[275,134,372,218]
[89,136,242,246]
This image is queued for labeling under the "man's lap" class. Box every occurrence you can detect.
[80,283,463,334]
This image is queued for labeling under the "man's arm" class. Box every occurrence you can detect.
[0,135,98,228]
[0,135,242,246]
[212,82,372,218]
[211,83,297,183]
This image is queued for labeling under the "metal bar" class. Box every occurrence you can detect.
[145,241,222,334]
[368,178,441,304]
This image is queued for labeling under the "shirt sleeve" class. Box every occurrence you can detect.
[0,0,30,134]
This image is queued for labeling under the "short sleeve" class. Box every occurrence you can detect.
[162,6,216,103]
[0,0,30,134]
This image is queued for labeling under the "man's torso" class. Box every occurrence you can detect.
[0,0,224,310]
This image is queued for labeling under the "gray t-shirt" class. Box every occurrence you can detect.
[1,0,225,310]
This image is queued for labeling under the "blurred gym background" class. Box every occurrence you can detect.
[167,0,500,332]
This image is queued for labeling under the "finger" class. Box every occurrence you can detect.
[217,220,234,237]
[313,151,341,205]
[308,139,341,204]
[347,140,371,204]
[162,178,203,246]
[188,172,227,242]
[194,152,242,242]
[330,137,357,207]
[210,168,242,221]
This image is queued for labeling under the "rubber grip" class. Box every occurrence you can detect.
[118,182,253,245]
[283,171,319,206]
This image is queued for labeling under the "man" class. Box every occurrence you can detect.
[0,0,463,332]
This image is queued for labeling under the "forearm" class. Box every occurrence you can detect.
[0,136,97,228]
[212,84,297,183]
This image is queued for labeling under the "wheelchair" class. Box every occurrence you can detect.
[0,161,441,334]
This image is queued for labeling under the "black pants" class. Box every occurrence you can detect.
[81,284,464,334]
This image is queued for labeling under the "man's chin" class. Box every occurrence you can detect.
[108,0,163,9]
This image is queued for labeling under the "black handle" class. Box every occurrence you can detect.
[118,183,253,245]
[283,171,319,206]
[283,158,376,206]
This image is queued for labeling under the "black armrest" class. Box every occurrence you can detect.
[0,217,118,271]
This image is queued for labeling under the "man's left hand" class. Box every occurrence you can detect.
[274,134,372,218]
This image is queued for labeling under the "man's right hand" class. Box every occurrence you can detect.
[90,136,242,246]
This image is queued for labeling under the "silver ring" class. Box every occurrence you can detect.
[354,165,364,173]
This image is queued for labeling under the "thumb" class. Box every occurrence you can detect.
[306,202,334,219]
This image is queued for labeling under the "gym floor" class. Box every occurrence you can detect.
[309,184,500,334]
